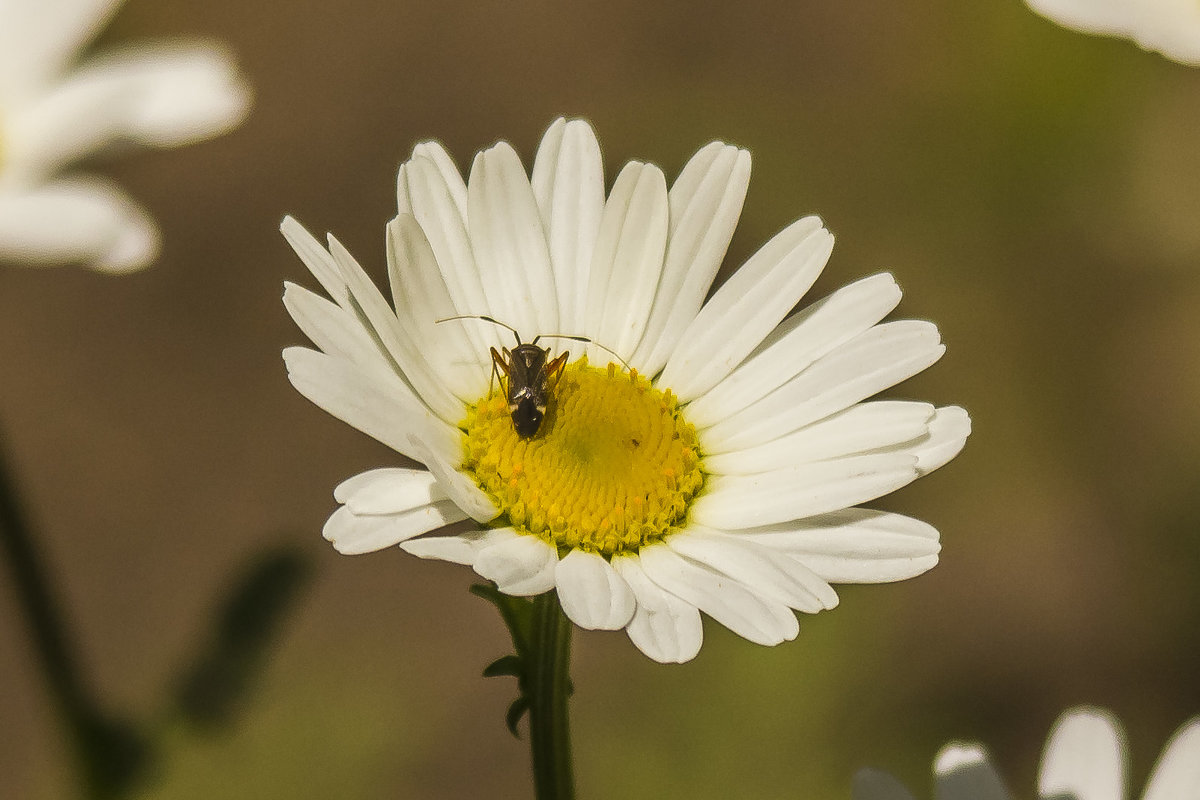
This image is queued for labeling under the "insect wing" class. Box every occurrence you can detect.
[511,396,544,437]
[506,344,551,438]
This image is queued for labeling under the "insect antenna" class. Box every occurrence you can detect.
[533,333,632,372]
[435,315,632,372]
[435,314,523,346]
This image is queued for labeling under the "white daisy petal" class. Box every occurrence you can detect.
[1025,0,1132,37]
[322,501,468,555]
[667,528,838,613]
[737,509,941,584]
[935,744,1010,800]
[912,405,972,475]
[660,217,831,401]
[406,141,469,220]
[467,142,558,338]
[704,400,936,475]
[633,143,752,376]
[1024,0,1200,66]
[10,43,249,175]
[585,161,670,361]
[691,453,920,530]
[638,543,799,646]
[333,468,446,515]
[404,434,498,523]
[699,319,944,454]
[283,346,443,461]
[280,216,349,306]
[400,528,516,566]
[92,44,249,147]
[876,709,1197,800]
[386,215,485,400]
[325,235,465,425]
[1143,718,1200,800]
[1037,708,1125,800]
[1,2,246,273]
[935,743,991,774]
[554,550,636,631]
[282,282,382,367]
[687,272,903,427]
[396,162,412,216]
[531,117,605,335]
[473,534,559,596]
[0,177,158,272]
[665,140,730,211]
[610,555,703,663]
[0,0,120,101]
[403,152,494,353]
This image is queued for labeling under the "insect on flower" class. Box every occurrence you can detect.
[436,315,626,438]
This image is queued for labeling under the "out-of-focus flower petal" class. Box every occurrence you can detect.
[0,177,157,271]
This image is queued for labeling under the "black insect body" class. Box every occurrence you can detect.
[498,340,568,438]
[437,315,574,439]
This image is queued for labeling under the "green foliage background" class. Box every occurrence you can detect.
[2,0,1198,797]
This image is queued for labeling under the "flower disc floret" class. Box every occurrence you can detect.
[463,359,704,557]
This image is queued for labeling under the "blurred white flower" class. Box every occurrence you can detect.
[854,706,1200,800]
[282,117,969,664]
[1025,0,1200,66]
[0,0,251,272]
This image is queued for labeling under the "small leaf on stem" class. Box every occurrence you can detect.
[484,654,524,679]
[506,696,531,738]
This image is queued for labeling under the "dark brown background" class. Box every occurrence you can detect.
[3,1,1199,796]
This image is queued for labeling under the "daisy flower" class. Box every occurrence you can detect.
[1025,0,1200,66]
[0,0,251,272]
[854,706,1200,800]
[281,117,970,664]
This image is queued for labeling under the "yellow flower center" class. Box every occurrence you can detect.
[462,359,704,557]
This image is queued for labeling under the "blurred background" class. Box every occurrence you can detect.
[2,0,1199,797]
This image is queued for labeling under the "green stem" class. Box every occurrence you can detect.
[528,592,575,800]
[0,431,146,798]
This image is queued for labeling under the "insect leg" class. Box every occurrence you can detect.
[489,347,511,398]
[545,351,569,390]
